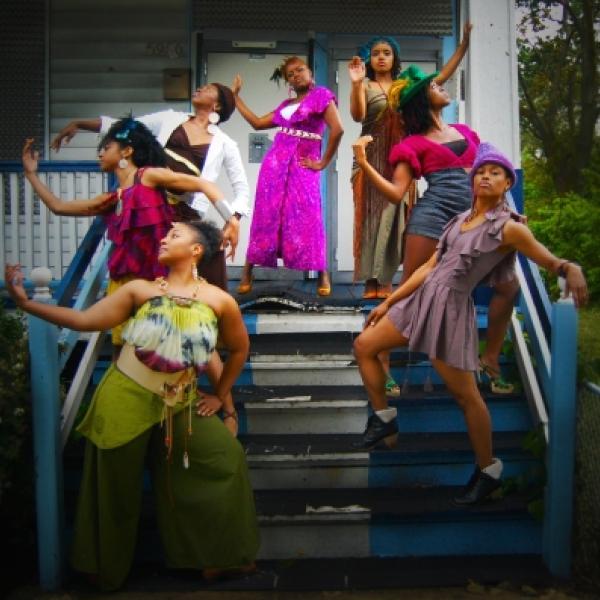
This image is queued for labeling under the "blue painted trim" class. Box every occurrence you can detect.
[28,308,65,590]
[370,519,541,557]
[243,313,258,335]
[0,160,100,173]
[543,301,578,578]
[54,217,108,307]
[513,168,524,214]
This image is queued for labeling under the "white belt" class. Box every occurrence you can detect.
[278,127,322,141]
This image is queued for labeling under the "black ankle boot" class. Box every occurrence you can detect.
[352,414,399,450]
[453,466,501,506]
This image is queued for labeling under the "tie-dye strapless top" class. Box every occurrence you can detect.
[121,295,218,374]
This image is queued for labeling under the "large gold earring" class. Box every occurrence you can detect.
[192,262,199,280]
[118,157,128,169]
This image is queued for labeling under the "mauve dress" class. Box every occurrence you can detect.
[387,204,517,371]
[246,86,336,271]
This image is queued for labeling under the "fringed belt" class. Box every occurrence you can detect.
[278,127,322,140]
[117,343,196,468]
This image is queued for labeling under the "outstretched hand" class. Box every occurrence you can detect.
[4,264,28,307]
[352,135,374,166]
[50,122,79,152]
[22,138,39,174]
[462,21,473,41]
[231,74,243,96]
[564,264,589,308]
[348,56,366,83]
[299,157,325,171]
[365,302,389,329]
[221,218,240,260]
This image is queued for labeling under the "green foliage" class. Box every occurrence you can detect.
[527,193,600,302]
[0,303,36,591]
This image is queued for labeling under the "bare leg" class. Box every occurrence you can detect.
[237,262,254,293]
[400,234,438,283]
[482,278,520,373]
[317,270,331,295]
[363,278,378,299]
[431,358,493,469]
[354,316,409,411]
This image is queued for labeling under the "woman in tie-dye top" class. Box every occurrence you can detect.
[5,220,259,590]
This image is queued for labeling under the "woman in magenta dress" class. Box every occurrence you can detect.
[232,56,344,296]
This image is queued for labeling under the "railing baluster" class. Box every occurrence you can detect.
[9,172,20,264]
[28,267,64,590]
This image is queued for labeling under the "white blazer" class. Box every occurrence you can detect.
[100,110,250,218]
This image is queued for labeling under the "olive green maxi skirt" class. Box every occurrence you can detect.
[70,367,259,591]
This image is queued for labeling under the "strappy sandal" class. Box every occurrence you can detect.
[478,358,514,394]
[385,375,401,397]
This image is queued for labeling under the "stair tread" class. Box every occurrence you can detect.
[228,384,523,404]
[254,486,536,519]
[241,431,528,457]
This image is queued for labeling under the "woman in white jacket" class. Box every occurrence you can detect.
[51,82,250,287]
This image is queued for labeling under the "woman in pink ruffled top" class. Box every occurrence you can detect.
[232,56,344,296]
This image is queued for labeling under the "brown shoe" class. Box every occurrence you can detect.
[203,562,257,582]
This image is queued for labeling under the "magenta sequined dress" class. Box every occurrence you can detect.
[246,86,336,270]
[102,169,174,281]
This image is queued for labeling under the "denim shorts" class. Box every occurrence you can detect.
[406,169,472,239]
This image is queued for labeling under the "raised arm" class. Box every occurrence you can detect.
[5,265,138,330]
[348,57,367,122]
[300,101,344,171]
[231,74,275,130]
[352,136,413,204]
[436,22,472,85]
[50,118,102,152]
[140,168,225,202]
[502,220,588,307]
[23,139,114,216]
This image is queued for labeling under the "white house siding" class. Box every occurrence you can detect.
[49,0,190,161]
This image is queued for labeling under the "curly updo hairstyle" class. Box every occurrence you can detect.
[184,220,223,266]
[98,117,167,168]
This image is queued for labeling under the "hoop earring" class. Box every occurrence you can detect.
[288,86,296,99]
[118,158,128,169]
[207,111,220,135]
[191,262,199,280]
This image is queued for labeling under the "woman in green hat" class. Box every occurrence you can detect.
[353,66,519,395]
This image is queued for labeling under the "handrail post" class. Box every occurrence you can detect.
[543,297,578,578]
[28,267,64,590]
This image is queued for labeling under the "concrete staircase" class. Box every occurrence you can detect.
[66,303,549,591]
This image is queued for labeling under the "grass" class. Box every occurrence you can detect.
[578,305,600,383]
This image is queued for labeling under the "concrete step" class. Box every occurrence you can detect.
[253,486,542,560]
[241,432,541,490]
[230,385,532,435]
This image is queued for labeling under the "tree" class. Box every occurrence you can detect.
[516,0,599,195]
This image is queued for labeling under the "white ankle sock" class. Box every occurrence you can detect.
[375,407,397,423]
[482,457,503,479]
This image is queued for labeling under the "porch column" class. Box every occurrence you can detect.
[461,0,521,167]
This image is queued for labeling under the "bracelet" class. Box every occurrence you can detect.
[222,410,238,422]
[557,260,571,278]
[215,199,234,222]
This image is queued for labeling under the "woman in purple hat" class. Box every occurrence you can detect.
[351,143,588,504]
[353,65,519,395]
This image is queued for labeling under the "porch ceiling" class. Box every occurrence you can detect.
[192,0,453,36]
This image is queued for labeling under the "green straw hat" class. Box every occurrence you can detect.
[398,65,439,107]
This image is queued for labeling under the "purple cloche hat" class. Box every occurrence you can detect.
[471,142,517,189]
